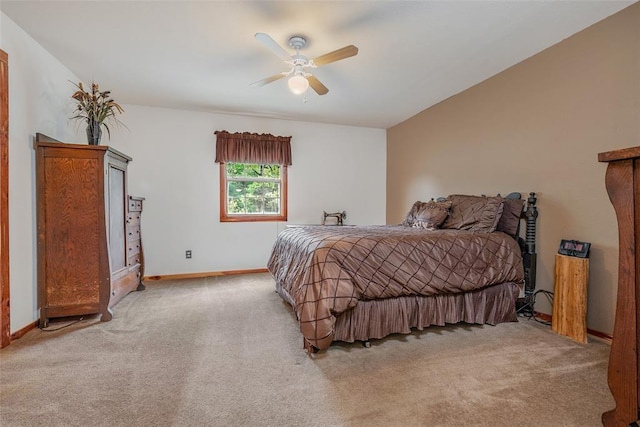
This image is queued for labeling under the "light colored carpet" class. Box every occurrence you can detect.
[0,273,613,426]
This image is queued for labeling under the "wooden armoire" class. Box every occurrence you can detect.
[35,134,144,328]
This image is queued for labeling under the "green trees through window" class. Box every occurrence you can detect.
[225,163,282,215]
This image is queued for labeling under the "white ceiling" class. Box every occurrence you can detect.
[1,0,635,129]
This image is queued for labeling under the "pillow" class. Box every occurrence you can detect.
[496,197,524,236]
[401,200,422,227]
[411,200,452,230]
[441,194,504,233]
[402,200,451,228]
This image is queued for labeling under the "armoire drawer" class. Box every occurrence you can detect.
[128,254,141,267]
[128,198,143,212]
[127,212,141,226]
[127,239,141,257]
[127,224,141,242]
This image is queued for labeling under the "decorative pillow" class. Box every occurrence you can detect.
[401,201,423,227]
[496,197,525,236]
[441,194,504,233]
[411,200,452,230]
[402,200,451,228]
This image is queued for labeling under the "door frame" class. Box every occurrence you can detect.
[1,49,10,348]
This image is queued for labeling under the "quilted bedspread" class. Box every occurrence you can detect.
[267,225,524,350]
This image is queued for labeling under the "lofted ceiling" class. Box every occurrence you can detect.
[1,0,635,129]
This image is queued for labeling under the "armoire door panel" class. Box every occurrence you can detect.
[43,157,100,307]
[108,165,126,272]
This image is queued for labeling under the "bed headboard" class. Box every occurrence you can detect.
[436,191,539,310]
[522,192,538,302]
[498,192,538,301]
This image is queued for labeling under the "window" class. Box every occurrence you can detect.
[220,162,288,222]
[214,130,291,222]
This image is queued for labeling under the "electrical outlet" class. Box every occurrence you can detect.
[185,250,192,259]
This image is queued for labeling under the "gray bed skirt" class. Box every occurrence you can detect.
[276,281,520,344]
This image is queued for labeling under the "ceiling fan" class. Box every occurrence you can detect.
[250,33,358,96]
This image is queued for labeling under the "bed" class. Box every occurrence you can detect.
[267,192,538,352]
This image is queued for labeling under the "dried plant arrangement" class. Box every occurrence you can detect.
[70,81,125,144]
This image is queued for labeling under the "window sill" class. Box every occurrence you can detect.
[220,215,287,223]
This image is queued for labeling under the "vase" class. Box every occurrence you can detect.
[86,121,102,145]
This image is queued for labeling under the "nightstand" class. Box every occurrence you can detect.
[552,254,589,343]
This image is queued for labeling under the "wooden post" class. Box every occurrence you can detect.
[598,146,640,427]
[552,254,588,343]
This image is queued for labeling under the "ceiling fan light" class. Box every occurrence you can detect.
[288,75,309,95]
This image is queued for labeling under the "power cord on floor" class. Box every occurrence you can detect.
[40,317,84,332]
[517,290,554,326]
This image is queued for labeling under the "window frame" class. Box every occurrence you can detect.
[219,162,288,222]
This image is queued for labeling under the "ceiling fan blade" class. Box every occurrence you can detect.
[312,45,358,67]
[307,75,329,96]
[250,73,286,87]
[254,33,291,62]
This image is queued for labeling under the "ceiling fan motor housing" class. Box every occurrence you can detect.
[288,36,307,51]
[291,54,309,67]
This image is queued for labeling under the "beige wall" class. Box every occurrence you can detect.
[387,3,640,335]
